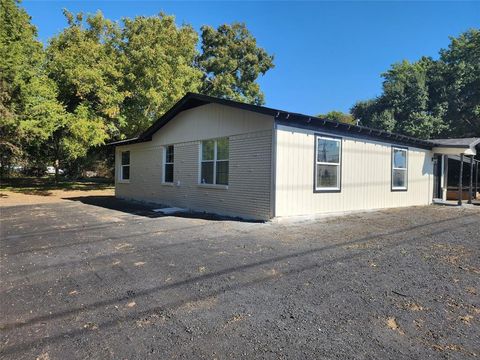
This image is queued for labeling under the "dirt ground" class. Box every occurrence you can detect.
[0,198,479,359]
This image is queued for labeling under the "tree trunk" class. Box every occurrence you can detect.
[54,159,59,184]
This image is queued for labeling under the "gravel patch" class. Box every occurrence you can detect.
[1,200,479,359]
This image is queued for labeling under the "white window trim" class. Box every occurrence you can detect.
[198,183,228,190]
[391,146,408,191]
[315,135,342,192]
[119,150,130,183]
[199,138,229,188]
[162,145,174,184]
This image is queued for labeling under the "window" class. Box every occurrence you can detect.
[120,151,130,181]
[392,147,408,190]
[315,135,341,191]
[164,145,174,183]
[201,138,229,185]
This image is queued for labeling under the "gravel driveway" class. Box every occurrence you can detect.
[1,198,479,359]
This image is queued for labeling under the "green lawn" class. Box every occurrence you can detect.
[0,177,114,195]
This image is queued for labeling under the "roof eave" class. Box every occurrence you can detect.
[275,113,434,149]
[108,92,446,150]
[107,137,150,146]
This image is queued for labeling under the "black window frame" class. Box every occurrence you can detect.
[120,150,130,181]
[163,145,174,183]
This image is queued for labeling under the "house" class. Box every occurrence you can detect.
[111,93,479,220]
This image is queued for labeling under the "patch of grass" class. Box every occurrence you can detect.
[0,177,113,196]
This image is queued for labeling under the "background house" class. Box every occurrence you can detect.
[112,93,479,220]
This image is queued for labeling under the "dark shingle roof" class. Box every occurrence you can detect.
[109,93,477,150]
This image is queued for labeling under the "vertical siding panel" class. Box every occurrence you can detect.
[280,131,288,215]
[354,140,362,211]
[284,132,291,215]
[382,145,388,209]
[368,143,374,209]
[303,134,309,213]
[293,132,299,215]
[278,130,288,216]
[275,126,433,217]
[296,133,302,215]
[344,140,351,212]
[362,141,366,209]
[308,134,314,213]
[372,143,378,209]
[361,141,367,210]
[363,141,370,210]
[343,138,353,212]
[279,131,284,213]
[377,143,383,209]
[311,134,315,212]
[293,132,298,214]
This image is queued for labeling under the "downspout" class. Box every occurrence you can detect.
[468,156,474,204]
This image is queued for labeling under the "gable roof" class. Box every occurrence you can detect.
[109,92,475,150]
[108,93,280,146]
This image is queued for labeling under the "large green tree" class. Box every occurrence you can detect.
[351,58,448,138]
[197,23,274,105]
[46,11,126,139]
[351,29,479,139]
[119,19,275,136]
[439,29,480,137]
[317,111,356,125]
[120,13,202,136]
[0,0,66,178]
[44,11,128,177]
[2,2,275,177]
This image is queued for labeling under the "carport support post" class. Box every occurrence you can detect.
[476,160,479,199]
[468,156,474,204]
[458,154,464,206]
[443,155,449,201]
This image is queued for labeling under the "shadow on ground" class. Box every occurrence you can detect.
[65,195,263,222]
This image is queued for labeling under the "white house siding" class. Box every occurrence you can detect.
[115,103,274,220]
[274,125,434,217]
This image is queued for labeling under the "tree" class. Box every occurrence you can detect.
[45,10,125,178]
[317,111,356,125]
[46,11,126,137]
[120,13,202,136]
[1,4,275,178]
[350,99,397,132]
[0,0,66,178]
[119,19,275,136]
[439,29,480,137]
[351,59,447,138]
[350,29,479,139]
[197,23,274,105]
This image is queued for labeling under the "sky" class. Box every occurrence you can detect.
[21,1,480,116]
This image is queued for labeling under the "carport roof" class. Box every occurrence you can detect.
[108,93,475,150]
[430,137,480,148]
